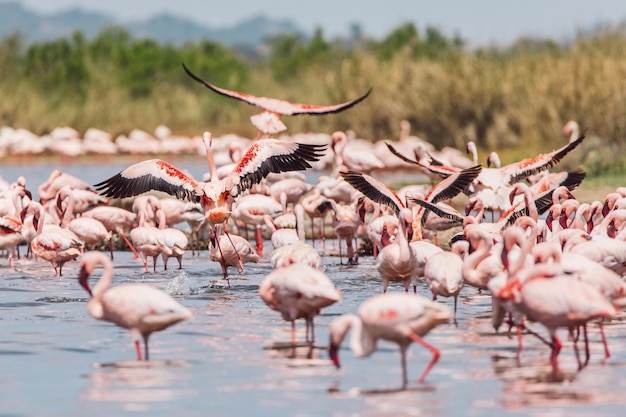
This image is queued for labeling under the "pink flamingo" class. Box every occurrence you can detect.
[377,208,417,293]
[183,63,371,138]
[259,263,340,344]
[496,262,616,371]
[78,251,193,361]
[130,209,166,272]
[155,209,188,270]
[81,205,139,260]
[28,202,83,276]
[95,132,325,265]
[328,292,451,389]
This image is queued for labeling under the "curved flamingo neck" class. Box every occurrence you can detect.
[203,132,218,182]
[334,314,376,358]
[88,255,114,320]
[294,204,305,242]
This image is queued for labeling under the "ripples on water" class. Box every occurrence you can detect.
[1,162,625,416]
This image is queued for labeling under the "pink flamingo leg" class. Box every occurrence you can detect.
[117,229,139,259]
[407,331,441,382]
[135,340,143,361]
[550,333,562,371]
[254,226,264,256]
[598,321,610,359]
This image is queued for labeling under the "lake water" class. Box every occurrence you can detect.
[1,160,625,417]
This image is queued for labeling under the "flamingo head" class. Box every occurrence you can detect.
[608,219,617,238]
[559,208,569,230]
[545,211,554,232]
[78,264,93,297]
[465,199,478,216]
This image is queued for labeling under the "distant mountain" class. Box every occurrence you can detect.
[0,1,306,50]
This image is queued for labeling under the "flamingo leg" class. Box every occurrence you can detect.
[153,256,158,272]
[135,340,143,361]
[310,218,316,247]
[400,347,408,390]
[143,335,150,361]
[598,321,610,360]
[453,295,458,327]
[550,333,562,371]
[109,237,115,259]
[254,226,264,256]
[291,321,296,345]
[571,327,582,369]
[117,229,139,259]
[406,331,441,383]
[583,324,590,366]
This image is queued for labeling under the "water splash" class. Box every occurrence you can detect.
[163,271,193,296]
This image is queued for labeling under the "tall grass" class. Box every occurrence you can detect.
[2,27,626,174]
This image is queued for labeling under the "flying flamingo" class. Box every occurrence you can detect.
[78,251,193,361]
[95,132,325,266]
[182,63,371,138]
[259,263,340,344]
[328,292,451,389]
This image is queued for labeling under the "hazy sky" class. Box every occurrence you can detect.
[15,0,626,46]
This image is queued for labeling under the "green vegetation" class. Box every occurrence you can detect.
[1,23,626,175]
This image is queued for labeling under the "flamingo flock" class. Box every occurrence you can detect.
[4,83,626,392]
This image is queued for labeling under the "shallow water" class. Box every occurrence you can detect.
[1,161,626,417]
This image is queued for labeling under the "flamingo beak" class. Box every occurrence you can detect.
[465,200,476,216]
[329,342,341,369]
[587,219,594,234]
[508,190,516,205]
[608,221,617,238]
[603,201,610,217]
[78,266,93,297]
[559,210,569,229]
[546,212,554,232]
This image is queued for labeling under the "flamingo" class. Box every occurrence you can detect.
[230,193,283,256]
[259,263,340,344]
[317,198,362,265]
[424,245,465,323]
[78,251,193,361]
[130,209,166,272]
[59,191,111,252]
[377,208,417,293]
[209,229,259,282]
[182,63,371,137]
[301,187,331,251]
[38,169,92,203]
[81,205,139,260]
[28,202,83,276]
[328,292,451,389]
[496,262,616,371]
[331,131,385,173]
[95,132,325,265]
[155,209,188,270]
[0,215,23,267]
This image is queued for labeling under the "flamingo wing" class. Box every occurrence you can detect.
[287,88,372,116]
[424,165,482,204]
[384,142,456,178]
[94,159,201,202]
[407,197,465,224]
[502,135,585,185]
[228,140,327,196]
[183,63,371,116]
[339,170,405,215]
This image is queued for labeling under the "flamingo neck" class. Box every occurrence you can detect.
[334,314,376,358]
[88,256,114,320]
[203,132,218,182]
[464,236,493,278]
[295,204,305,242]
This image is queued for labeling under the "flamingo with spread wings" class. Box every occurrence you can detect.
[182,63,371,138]
[95,132,326,262]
